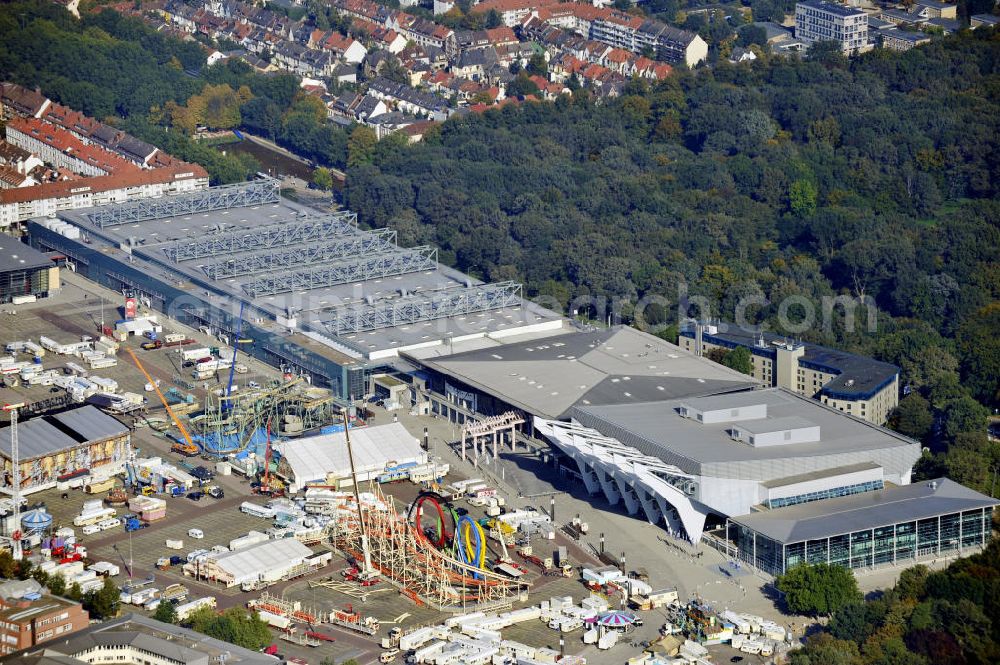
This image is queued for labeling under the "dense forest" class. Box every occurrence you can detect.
[0,2,997,489]
[788,541,1000,665]
[341,35,1000,494]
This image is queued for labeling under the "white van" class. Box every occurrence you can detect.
[82,524,101,535]
[97,518,121,531]
[188,528,204,539]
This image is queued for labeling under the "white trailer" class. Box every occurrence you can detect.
[73,507,117,526]
[181,347,211,361]
[240,502,275,519]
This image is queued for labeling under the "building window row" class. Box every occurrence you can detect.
[768,479,884,509]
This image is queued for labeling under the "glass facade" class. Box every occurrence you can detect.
[730,507,994,577]
[0,265,50,303]
[29,223,378,400]
[768,479,884,509]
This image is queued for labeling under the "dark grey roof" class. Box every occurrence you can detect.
[797,0,866,17]
[89,124,120,146]
[114,135,157,162]
[0,234,52,273]
[679,324,898,399]
[4,613,278,665]
[413,326,759,419]
[1,406,127,461]
[752,22,791,41]
[731,478,998,544]
[50,407,127,442]
[458,47,498,68]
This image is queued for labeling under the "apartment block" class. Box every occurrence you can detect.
[679,323,899,424]
[795,0,869,53]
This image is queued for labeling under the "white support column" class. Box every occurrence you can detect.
[596,470,621,506]
[492,430,498,460]
[636,489,662,525]
[620,483,640,516]
[575,459,600,495]
[461,430,466,462]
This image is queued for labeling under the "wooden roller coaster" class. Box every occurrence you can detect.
[329,485,529,612]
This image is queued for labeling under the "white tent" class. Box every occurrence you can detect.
[278,422,426,491]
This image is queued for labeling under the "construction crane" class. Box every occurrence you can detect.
[222,302,245,413]
[125,347,198,456]
[3,403,25,560]
[343,410,375,581]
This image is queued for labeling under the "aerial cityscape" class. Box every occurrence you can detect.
[0,0,997,664]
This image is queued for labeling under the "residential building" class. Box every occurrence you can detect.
[971,14,999,28]
[880,28,932,51]
[0,162,208,226]
[678,323,899,424]
[794,0,869,53]
[368,78,451,121]
[726,478,997,576]
[0,83,50,121]
[0,84,208,226]
[910,0,957,19]
[0,580,89,656]
[471,0,563,27]
[4,613,278,665]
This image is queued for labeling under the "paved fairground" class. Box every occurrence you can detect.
[3,273,937,665]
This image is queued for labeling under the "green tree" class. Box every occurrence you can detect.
[789,179,817,217]
[66,582,83,602]
[153,600,178,624]
[0,550,14,579]
[777,563,862,616]
[954,303,1000,406]
[312,166,334,190]
[943,395,988,441]
[347,126,377,168]
[721,346,753,375]
[82,577,120,620]
[890,393,933,441]
[46,574,66,596]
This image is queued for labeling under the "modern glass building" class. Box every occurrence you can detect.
[726,478,998,576]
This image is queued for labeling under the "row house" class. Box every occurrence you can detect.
[453,47,500,82]
[391,15,458,60]
[318,31,369,64]
[368,78,451,121]
[369,26,408,54]
[495,42,535,68]
[0,83,51,121]
[5,118,136,178]
[331,0,394,27]
[529,3,707,67]
[273,42,339,77]
[0,140,43,176]
[470,0,563,27]
[160,0,202,33]
[328,92,389,124]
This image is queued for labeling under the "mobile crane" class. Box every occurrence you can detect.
[125,347,199,456]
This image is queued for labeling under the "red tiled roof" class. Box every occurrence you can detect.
[0,163,207,205]
[485,26,517,45]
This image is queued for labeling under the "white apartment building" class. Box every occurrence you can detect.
[795,0,869,53]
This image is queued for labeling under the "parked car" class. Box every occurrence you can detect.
[187,491,204,501]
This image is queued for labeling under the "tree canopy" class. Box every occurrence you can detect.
[776,563,862,616]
